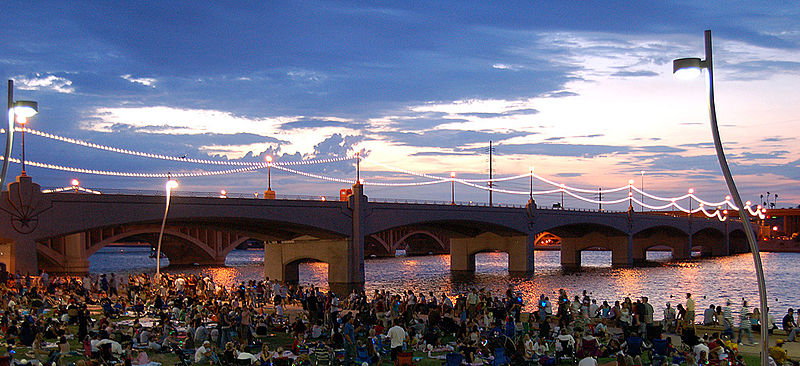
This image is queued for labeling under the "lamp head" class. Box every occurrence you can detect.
[165,179,179,190]
[688,188,694,194]
[673,57,704,80]
[266,155,273,163]
[628,179,634,185]
[13,101,38,119]
[71,179,79,187]
[450,172,456,178]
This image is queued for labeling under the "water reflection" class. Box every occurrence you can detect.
[89,246,800,313]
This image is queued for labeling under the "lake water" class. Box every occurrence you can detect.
[90,246,798,314]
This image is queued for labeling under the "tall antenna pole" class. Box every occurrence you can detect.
[488,140,493,206]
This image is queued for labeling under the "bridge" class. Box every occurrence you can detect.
[0,174,750,294]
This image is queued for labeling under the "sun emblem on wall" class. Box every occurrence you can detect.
[0,176,51,234]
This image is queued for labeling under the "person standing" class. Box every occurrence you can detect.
[685,293,695,327]
[343,315,355,364]
[737,300,754,345]
[703,305,716,325]
[387,319,406,364]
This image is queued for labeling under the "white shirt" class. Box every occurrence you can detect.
[195,345,211,363]
[578,357,599,366]
[237,352,257,364]
[387,325,406,348]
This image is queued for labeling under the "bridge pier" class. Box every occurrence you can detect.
[450,232,534,274]
[59,233,90,273]
[3,237,38,276]
[560,233,633,269]
[264,238,363,295]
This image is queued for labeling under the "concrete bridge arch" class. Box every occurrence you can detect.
[632,225,692,263]
[560,230,634,269]
[450,232,533,274]
[36,224,253,273]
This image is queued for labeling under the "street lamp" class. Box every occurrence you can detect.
[155,178,179,281]
[529,166,534,200]
[266,155,272,190]
[674,29,769,365]
[450,172,456,205]
[15,100,37,175]
[264,155,276,199]
[71,179,79,193]
[3,80,38,188]
[688,188,694,220]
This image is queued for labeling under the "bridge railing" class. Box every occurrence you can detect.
[39,188,743,222]
[43,188,342,201]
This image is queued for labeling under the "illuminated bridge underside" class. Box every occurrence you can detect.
[0,176,748,292]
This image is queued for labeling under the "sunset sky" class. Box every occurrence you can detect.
[2,1,799,209]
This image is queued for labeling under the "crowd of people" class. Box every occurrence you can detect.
[0,268,798,365]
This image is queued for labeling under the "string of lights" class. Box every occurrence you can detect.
[14,127,354,167]
[5,127,769,219]
[41,186,102,194]
[0,156,264,178]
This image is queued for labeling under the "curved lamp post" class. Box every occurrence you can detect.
[155,178,179,281]
[674,29,768,365]
[3,80,38,189]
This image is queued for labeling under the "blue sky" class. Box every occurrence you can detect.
[2,1,799,209]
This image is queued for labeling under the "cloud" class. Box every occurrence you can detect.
[410,151,474,157]
[280,119,351,130]
[379,130,530,149]
[475,142,631,158]
[762,136,794,142]
[121,74,157,87]
[14,74,75,94]
[611,70,659,78]
[313,133,363,158]
[492,63,521,71]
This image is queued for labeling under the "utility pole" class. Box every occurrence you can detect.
[598,188,602,211]
[488,140,493,206]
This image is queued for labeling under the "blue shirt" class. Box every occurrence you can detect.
[343,322,355,345]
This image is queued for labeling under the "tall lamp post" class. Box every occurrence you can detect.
[450,172,456,205]
[3,80,38,188]
[155,178,179,282]
[529,166,534,201]
[674,29,769,365]
[264,155,275,199]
